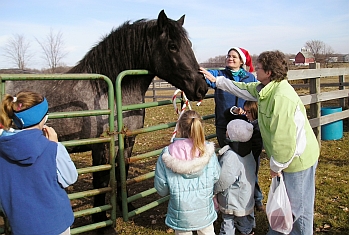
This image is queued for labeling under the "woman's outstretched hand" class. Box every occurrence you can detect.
[199,67,217,83]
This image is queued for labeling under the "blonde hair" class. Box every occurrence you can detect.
[0,90,43,130]
[177,110,206,157]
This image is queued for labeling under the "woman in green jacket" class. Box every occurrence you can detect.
[200,50,319,235]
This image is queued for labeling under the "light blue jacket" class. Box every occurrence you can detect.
[214,145,256,216]
[154,140,220,231]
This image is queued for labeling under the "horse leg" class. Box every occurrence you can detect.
[91,143,110,223]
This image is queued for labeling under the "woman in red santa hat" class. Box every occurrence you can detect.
[199,47,257,148]
[200,48,264,212]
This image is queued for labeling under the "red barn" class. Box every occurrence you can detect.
[294,48,315,65]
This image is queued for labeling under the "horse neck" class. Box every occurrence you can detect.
[69,22,155,88]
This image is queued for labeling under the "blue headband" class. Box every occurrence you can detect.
[13,98,49,129]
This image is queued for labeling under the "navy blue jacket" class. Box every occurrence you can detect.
[206,67,257,128]
[0,129,74,235]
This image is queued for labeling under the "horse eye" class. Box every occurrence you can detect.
[169,44,177,52]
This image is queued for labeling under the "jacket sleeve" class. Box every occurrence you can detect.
[269,97,302,172]
[154,150,169,197]
[214,151,240,194]
[205,69,219,88]
[212,153,221,184]
[56,142,78,188]
[216,76,259,101]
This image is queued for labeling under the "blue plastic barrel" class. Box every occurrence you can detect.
[321,107,343,140]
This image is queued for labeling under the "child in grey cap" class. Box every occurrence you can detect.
[214,119,256,235]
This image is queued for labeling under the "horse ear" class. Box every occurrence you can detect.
[177,14,185,26]
[157,10,168,31]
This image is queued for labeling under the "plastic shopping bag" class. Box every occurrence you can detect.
[266,175,293,234]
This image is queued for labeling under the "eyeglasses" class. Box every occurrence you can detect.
[225,55,235,59]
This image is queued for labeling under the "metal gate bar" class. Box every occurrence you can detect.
[114,70,215,221]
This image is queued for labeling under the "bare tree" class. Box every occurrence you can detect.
[304,40,334,63]
[305,40,324,62]
[2,34,32,69]
[322,44,335,66]
[206,55,226,64]
[36,29,68,73]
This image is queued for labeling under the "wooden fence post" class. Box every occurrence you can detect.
[152,80,156,102]
[309,63,321,146]
[339,75,345,108]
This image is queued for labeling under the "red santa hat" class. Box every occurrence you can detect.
[231,47,254,72]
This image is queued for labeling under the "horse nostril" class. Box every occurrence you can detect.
[196,86,207,101]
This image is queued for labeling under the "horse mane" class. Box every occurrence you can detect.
[68,16,189,85]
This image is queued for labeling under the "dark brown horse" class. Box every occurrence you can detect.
[4,10,208,223]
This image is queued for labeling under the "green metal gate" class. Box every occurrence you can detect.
[114,70,215,222]
[0,71,215,233]
[0,73,117,234]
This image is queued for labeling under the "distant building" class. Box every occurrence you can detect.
[343,54,349,62]
[0,68,35,74]
[294,48,315,65]
[327,57,338,63]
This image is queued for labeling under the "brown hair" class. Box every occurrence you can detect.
[257,50,288,82]
[244,101,258,121]
[0,90,43,130]
[177,110,205,157]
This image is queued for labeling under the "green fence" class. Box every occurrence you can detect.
[0,71,216,234]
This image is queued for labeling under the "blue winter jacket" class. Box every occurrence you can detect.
[154,139,220,231]
[0,129,77,235]
[205,67,257,128]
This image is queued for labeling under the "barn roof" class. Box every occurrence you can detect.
[299,51,314,59]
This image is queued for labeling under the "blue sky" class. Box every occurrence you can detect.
[1,0,348,69]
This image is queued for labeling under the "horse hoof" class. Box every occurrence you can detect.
[92,212,108,223]
[102,226,118,235]
[117,202,136,213]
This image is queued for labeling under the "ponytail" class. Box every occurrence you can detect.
[189,117,205,156]
[177,110,205,157]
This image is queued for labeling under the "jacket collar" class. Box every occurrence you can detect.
[162,142,215,175]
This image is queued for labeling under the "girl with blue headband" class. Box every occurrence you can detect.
[0,90,78,235]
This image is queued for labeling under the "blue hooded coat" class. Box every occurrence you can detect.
[0,129,75,235]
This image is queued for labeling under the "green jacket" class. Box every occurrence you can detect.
[216,77,319,173]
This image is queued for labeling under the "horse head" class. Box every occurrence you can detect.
[149,10,208,101]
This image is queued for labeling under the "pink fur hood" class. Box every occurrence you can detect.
[163,138,215,175]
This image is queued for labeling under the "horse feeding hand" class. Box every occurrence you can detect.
[4,10,208,224]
